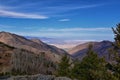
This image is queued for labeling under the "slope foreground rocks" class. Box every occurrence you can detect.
[0,74,72,80]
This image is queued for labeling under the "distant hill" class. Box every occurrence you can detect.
[69,41,113,60]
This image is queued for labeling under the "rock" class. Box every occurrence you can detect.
[2,74,72,80]
[55,77,72,80]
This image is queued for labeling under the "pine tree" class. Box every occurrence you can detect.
[71,44,117,80]
[111,23,120,79]
[112,23,120,49]
[70,59,81,79]
[56,55,70,77]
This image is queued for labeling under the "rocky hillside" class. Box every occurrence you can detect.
[0,31,72,75]
[0,31,68,62]
[0,42,57,75]
[69,41,113,60]
[0,74,72,80]
[0,42,15,73]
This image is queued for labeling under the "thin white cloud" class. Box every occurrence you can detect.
[0,9,48,19]
[43,3,106,13]
[0,1,108,18]
[59,19,70,22]
[39,27,111,32]
[72,4,105,9]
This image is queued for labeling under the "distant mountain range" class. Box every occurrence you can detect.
[25,36,64,44]
[25,36,87,50]
[0,31,113,60]
[0,31,67,56]
[0,31,115,75]
[69,41,113,60]
[0,31,69,74]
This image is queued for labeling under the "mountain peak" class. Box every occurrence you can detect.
[0,31,8,33]
[0,31,16,36]
[0,31,15,44]
[0,31,28,46]
[0,31,12,36]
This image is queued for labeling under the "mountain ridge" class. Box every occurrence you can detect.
[0,31,67,53]
[69,40,113,60]
[0,31,68,63]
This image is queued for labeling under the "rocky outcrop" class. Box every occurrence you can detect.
[55,77,72,80]
[0,74,72,80]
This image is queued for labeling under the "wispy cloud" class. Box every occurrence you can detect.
[37,3,106,16]
[49,3,105,10]
[0,25,112,41]
[59,19,70,22]
[0,0,108,19]
[39,27,111,32]
[0,9,48,19]
[71,4,105,9]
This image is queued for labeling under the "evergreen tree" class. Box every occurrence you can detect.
[70,59,81,79]
[56,55,70,77]
[71,44,117,80]
[111,23,120,79]
[112,23,120,49]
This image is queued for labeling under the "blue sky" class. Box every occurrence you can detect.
[0,0,120,42]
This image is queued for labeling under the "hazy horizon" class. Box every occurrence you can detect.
[0,0,120,42]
